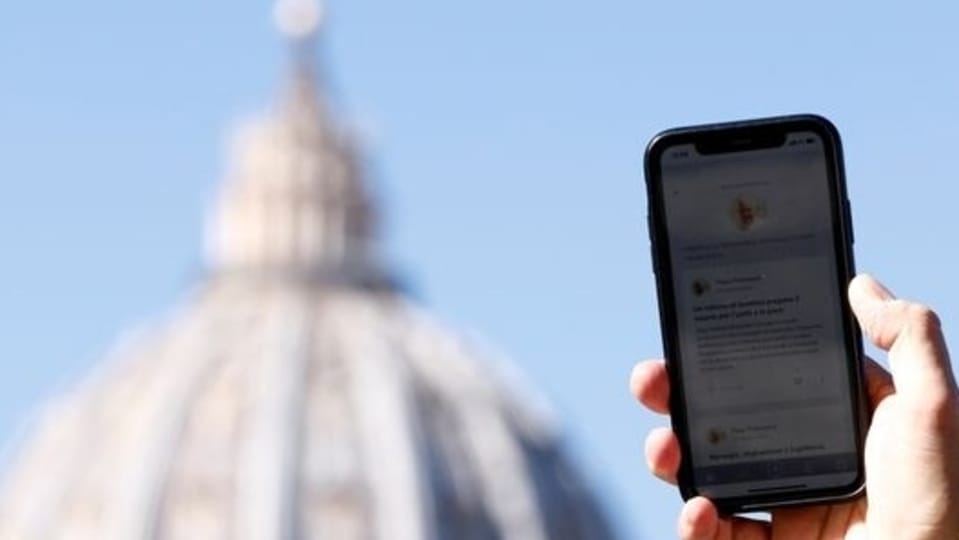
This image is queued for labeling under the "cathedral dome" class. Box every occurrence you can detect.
[0,3,616,539]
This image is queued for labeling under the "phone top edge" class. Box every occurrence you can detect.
[644,114,842,160]
[643,113,846,208]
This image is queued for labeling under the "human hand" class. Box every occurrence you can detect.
[630,274,959,539]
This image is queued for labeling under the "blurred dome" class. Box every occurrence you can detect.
[0,4,617,539]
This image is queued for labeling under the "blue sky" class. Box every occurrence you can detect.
[2,1,959,538]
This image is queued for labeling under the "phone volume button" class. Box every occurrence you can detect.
[844,199,855,244]
[649,244,659,274]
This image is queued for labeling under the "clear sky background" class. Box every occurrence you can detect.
[2,2,958,538]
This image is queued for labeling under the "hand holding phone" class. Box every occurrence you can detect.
[632,274,959,538]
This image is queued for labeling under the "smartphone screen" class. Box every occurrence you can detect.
[646,117,864,508]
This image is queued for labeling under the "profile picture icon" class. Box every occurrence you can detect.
[692,278,711,297]
[729,195,767,231]
[707,428,727,446]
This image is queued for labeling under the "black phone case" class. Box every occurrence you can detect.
[643,114,869,513]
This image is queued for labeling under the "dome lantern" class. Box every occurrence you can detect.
[206,0,382,287]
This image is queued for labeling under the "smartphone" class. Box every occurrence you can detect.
[643,114,867,513]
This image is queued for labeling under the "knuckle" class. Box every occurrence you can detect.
[903,303,942,336]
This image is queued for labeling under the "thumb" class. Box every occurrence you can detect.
[848,274,957,407]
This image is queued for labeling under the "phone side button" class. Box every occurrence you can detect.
[649,244,659,274]
[844,199,855,244]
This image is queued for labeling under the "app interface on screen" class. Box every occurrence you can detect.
[660,132,858,498]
